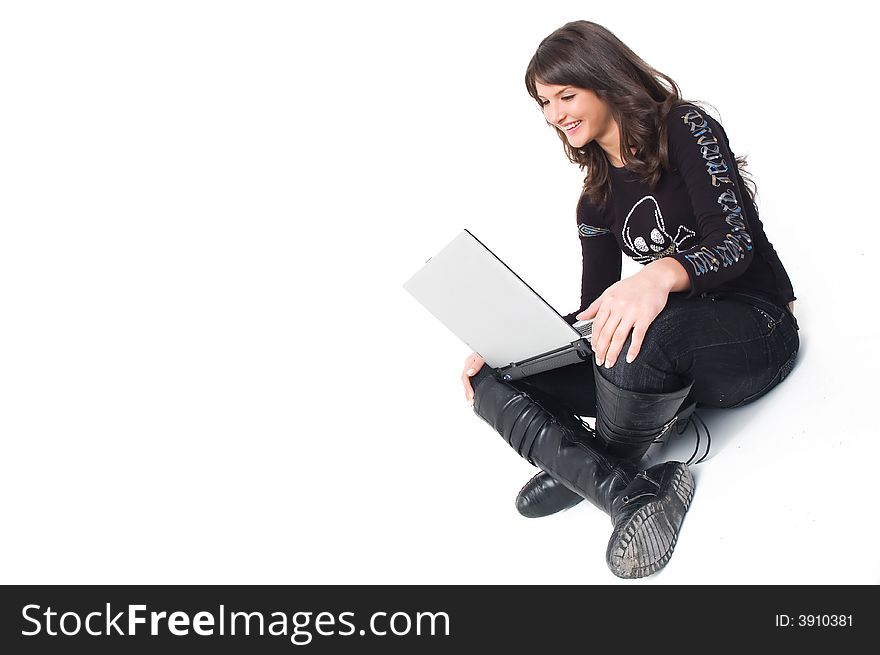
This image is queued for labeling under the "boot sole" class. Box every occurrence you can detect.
[606,464,695,579]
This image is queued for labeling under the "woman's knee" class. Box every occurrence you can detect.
[596,331,664,387]
[595,307,686,391]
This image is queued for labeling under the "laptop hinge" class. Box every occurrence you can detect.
[497,338,593,381]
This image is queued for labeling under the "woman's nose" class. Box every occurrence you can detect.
[546,105,564,126]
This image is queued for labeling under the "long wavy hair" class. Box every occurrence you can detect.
[524,20,758,211]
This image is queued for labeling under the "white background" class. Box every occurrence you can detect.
[1,1,877,584]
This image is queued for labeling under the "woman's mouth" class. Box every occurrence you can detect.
[563,120,582,133]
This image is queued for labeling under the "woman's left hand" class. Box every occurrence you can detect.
[576,273,671,368]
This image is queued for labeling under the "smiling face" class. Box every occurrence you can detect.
[534,80,623,165]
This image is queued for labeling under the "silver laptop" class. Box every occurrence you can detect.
[403,229,594,381]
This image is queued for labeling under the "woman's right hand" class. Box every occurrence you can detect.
[462,352,485,407]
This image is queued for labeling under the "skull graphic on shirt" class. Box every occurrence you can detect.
[622,195,696,264]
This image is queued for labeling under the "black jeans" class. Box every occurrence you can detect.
[507,290,801,416]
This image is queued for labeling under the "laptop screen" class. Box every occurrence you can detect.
[403,230,581,368]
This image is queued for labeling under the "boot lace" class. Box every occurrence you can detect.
[652,410,711,466]
[570,407,712,466]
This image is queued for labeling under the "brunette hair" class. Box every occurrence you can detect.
[524,20,758,210]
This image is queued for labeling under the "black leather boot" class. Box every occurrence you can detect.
[470,359,697,578]
[511,391,586,518]
[592,360,695,462]
[606,460,695,578]
[515,471,584,518]
[514,364,697,519]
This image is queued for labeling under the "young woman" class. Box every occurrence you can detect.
[460,20,799,579]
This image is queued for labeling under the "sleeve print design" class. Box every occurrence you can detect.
[578,223,612,237]
[676,107,753,278]
[621,195,696,264]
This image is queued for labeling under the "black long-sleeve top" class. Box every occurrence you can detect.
[562,103,796,324]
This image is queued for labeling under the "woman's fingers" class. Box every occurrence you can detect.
[462,377,473,405]
[592,310,620,365]
[462,369,474,399]
[462,353,484,406]
[625,323,646,364]
[588,308,606,361]
[603,319,635,368]
[586,277,666,367]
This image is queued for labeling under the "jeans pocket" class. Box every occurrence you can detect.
[705,291,788,336]
[753,306,782,336]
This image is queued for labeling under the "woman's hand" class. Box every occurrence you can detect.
[462,352,485,407]
[576,272,671,368]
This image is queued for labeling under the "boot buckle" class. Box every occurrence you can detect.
[658,416,678,439]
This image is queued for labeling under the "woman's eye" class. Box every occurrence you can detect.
[539,95,575,107]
